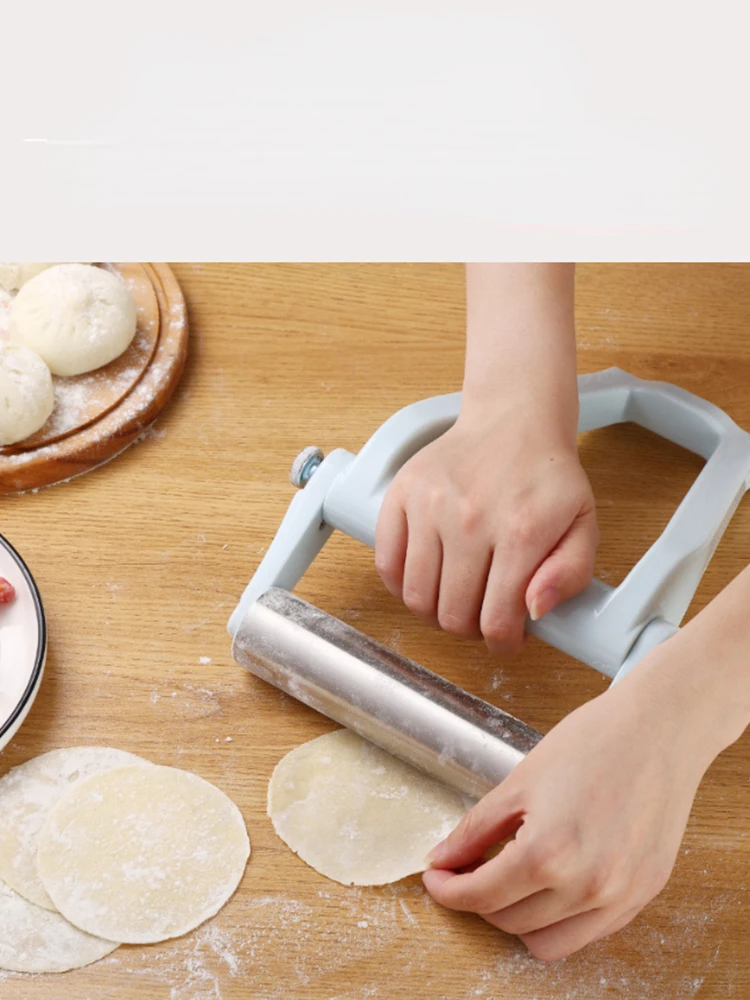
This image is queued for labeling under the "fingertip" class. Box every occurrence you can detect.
[528,585,559,622]
[421,867,454,898]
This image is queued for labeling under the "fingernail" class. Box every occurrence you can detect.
[426,840,447,866]
[529,586,558,621]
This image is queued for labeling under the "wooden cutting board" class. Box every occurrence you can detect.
[0,263,188,494]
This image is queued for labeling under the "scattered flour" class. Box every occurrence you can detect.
[0,875,741,998]
[39,366,141,440]
[137,423,167,443]
[488,668,505,691]
[57,876,737,1000]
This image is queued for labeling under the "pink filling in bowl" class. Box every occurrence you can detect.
[0,534,46,752]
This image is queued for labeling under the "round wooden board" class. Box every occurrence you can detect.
[0,263,187,494]
[13,263,161,450]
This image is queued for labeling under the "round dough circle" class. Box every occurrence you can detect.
[268,730,469,886]
[0,263,58,293]
[37,765,251,944]
[0,746,150,910]
[9,263,137,376]
[0,342,54,445]
[0,878,118,973]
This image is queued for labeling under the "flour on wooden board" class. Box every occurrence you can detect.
[8,876,731,1000]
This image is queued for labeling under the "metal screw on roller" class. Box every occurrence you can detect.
[290,447,324,489]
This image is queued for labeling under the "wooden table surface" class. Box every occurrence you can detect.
[1,263,749,1000]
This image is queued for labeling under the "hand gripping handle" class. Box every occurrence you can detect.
[232,368,750,679]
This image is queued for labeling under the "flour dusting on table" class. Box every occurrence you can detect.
[19,870,731,1000]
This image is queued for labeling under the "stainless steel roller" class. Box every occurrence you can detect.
[232,587,541,799]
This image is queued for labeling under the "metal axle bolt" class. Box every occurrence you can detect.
[290,446,324,488]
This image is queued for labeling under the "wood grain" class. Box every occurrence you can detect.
[0,263,748,1000]
[0,263,188,494]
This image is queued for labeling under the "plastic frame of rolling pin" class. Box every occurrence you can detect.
[228,367,750,684]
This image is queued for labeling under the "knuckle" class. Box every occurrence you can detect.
[498,784,525,818]
[594,860,636,907]
[402,587,434,620]
[525,837,573,885]
[639,862,672,902]
[480,612,522,652]
[527,855,557,884]
[437,610,478,639]
[563,556,594,594]
[424,483,448,513]
[522,935,567,963]
[485,630,525,657]
[445,810,477,853]
[456,497,484,535]
[391,464,418,491]
[524,845,553,882]
[564,561,589,592]
[493,912,530,936]
[451,883,497,915]
[509,508,540,546]
[599,858,670,911]
[578,866,611,906]
[481,617,513,645]
[458,806,484,843]
[377,490,403,526]
[374,550,395,579]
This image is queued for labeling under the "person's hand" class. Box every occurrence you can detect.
[375,410,598,654]
[422,656,718,960]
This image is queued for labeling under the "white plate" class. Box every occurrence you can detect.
[0,535,46,752]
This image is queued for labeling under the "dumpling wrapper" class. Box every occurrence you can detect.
[0,746,150,910]
[0,877,118,973]
[36,764,250,944]
[268,729,470,886]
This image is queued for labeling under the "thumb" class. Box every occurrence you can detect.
[426,785,524,870]
[526,508,598,622]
